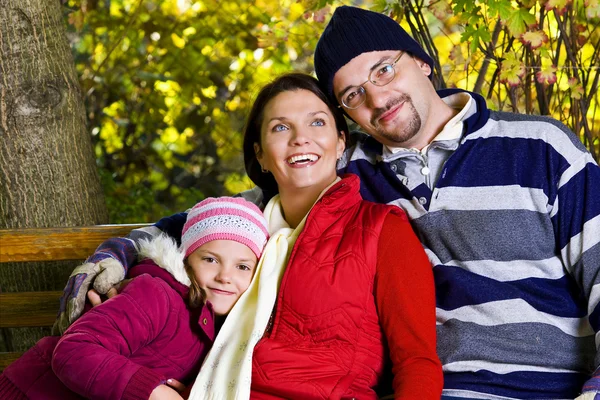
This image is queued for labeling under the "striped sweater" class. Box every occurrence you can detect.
[88,89,599,399]
[340,89,600,399]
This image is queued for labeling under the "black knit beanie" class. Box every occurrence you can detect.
[315,6,434,103]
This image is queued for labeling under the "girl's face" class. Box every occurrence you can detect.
[187,240,258,316]
[255,89,345,196]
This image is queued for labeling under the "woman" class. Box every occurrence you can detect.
[190,73,442,399]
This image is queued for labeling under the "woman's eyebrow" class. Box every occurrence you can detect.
[266,116,288,123]
[267,111,328,123]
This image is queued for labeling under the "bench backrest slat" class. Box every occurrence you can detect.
[0,224,150,263]
[0,291,63,328]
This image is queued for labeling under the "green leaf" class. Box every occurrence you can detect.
[371,0,388,13]
[505,8,537,37]
[487,0,513,20]
[453,0,476,13]
[460,25,491,54]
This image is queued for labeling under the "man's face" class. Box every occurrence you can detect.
[332,50,433,149]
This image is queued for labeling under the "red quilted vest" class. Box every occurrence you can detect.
[251,174,399,400]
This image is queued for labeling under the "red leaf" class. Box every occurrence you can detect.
[536,65,557,85]
[545,0,571,15]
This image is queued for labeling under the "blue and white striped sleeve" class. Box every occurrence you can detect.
[552,145,600,392]
[86,212,188,271]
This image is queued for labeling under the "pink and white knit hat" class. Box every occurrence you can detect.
[181,197,269,259]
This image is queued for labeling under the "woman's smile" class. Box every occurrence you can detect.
[286,153,320,167]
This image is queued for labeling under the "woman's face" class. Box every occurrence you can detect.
[255,89,345,195]
[187,239,257,316]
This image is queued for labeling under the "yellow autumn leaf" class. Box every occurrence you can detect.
[224,173,255,195]
[99,120,123,153]
[289,3,305,21]
[428,0,452,20]
[571,84,584,100]
[171,33,186,49]
[521,30,548,49]
[545,0,571,15]
[183,27,197,37]
[103,100,124,117]
[499,53,525,87]
[161,127,179,143]
[585,0,600,18]
[109,2,123,17]
[201,86,217,99]
[201,45,213,56]
[298,0,319,9]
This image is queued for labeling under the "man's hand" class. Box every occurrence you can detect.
[52,258,125,335]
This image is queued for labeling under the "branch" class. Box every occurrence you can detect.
[553,9,598,161]
[473,17,502,94]
[401,0,446,88]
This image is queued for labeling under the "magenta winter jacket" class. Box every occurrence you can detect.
[0,262,216,400]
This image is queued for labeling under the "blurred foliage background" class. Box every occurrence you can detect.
[61,0,599,223]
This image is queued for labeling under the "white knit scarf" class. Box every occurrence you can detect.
[189,178,340,400]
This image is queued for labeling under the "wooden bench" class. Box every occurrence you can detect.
[0,224,148,372]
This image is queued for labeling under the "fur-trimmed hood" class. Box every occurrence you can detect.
[137,234,191,286]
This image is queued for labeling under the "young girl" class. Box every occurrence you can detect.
[0,197,268,400]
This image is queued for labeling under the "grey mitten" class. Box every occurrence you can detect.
[52,258,125,335]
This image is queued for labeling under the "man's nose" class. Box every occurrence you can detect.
[364,84,390,109]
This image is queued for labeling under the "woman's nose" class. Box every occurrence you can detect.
[289,128,311,146]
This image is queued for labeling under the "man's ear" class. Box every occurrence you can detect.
[337,132,346,159]
[414,57,432,77]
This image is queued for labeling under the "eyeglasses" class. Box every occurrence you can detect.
[340,52,405,110]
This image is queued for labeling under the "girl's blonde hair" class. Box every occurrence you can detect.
[184,260,205,308]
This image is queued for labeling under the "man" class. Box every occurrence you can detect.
[55,5,598,399]
[313,6,599,400]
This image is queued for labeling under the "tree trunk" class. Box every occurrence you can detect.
[0,0,109,351]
